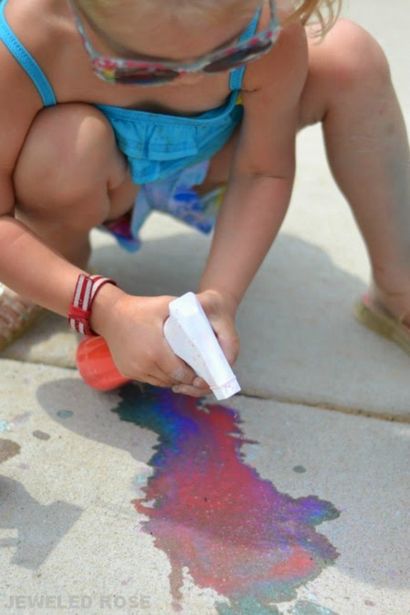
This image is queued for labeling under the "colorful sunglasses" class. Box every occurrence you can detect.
[68,0,281,85]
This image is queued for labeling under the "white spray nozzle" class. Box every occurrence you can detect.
[163,292,241,401]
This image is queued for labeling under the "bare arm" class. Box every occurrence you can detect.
[0,48,122,317]
[198,22,308,306]
[0,36,207,390]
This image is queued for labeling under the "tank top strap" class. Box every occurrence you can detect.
[229,7,262,92]
[0,0,56,106]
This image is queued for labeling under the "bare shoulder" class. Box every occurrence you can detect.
[242,14,309,106]
[0,41,43,213]
[0,43,43,152]
[233,11,309,177]
[0,0,63,166]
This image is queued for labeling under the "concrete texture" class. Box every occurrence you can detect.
[2,0,409,417]
[1,360,409,615]
[1,1,409,614]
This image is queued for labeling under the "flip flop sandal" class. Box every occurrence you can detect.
[354,293,410,356]
[0,287,45,353]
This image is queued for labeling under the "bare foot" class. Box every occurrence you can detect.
[369,280,410,329]
[0,285,45,352]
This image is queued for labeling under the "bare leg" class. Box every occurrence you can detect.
[299,19,410,325]
[0,103,137,350]
[14,103,137,268]
[0,100,243,351]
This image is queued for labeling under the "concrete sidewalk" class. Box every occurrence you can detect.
[1,1,409,614]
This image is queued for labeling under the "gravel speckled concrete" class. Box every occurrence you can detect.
[2,0,409,416]
[1,360,409,615]
[0,3,409,612]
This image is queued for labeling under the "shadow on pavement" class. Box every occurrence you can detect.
[0,475,82,569]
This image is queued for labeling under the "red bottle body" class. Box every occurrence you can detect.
[76,336,129,391]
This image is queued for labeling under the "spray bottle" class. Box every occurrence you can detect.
[76,292,241,401]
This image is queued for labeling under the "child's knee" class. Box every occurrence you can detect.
[14,103,120,208]
[323,19,391,94]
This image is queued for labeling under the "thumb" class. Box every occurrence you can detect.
[211,316,240,366]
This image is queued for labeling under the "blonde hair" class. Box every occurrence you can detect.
[79,0,341,36]
[288,0,341,36]
[78,0,254,24]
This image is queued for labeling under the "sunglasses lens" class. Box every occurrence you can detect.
[96,65,179,85]
[117,72,177,84]
[204,40,272,73]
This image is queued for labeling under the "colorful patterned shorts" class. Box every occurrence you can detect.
[102,160,226,252]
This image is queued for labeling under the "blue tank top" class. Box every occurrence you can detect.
[0,0,261,184]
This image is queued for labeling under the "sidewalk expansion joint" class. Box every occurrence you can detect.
[1,356,408,424]
[237,389,410,424]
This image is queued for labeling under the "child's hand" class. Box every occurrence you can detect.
[96,293,200,389]
[171,289,240,398]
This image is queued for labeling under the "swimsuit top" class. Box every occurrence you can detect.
[0,0,263,183]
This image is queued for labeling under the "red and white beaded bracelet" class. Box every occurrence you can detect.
[68,274,117,336]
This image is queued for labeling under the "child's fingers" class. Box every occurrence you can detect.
[212,321,240,365]
[172,383,211,398]
[152,362,189,387]
[219,337,240,366]
[160,344,198,385]
[145,369,200,390]
[144,358,195,389]
[193,376,208,388]
[144,374,175,388]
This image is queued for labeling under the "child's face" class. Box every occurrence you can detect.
[81,0,261,65]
